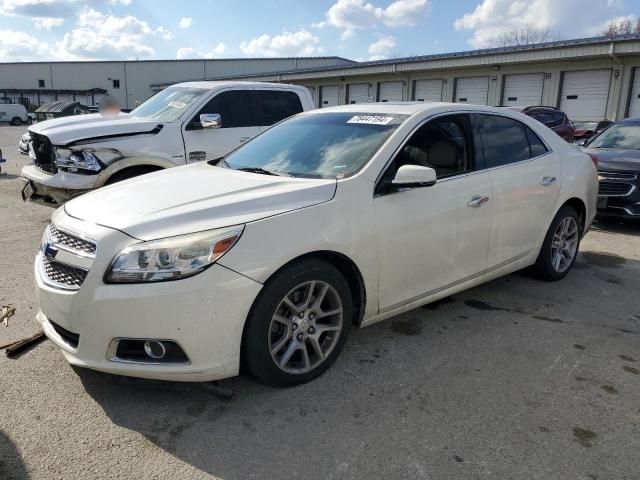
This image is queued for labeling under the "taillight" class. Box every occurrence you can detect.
[587,153,598,167]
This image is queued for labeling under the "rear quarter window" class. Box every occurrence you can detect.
[254,90,303,126]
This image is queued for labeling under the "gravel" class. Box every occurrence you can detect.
[0,124,639,480]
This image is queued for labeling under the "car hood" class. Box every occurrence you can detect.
[584,148,640,172]
[64,163,337,241]
[28,113,162,146]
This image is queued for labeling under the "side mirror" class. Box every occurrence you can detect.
[392,164,437,188]
[200,113,222,129]
[575,139,587,146]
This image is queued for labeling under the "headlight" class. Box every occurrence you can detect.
[104,226,244,284]
[56,148,103,174]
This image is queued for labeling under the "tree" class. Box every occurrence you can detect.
[486,24,564,48]
[601,17,640,36]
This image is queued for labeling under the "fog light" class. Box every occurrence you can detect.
[144,340,166,359]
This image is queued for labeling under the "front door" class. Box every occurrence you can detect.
[181,89,259,162]
[374,114,492,312]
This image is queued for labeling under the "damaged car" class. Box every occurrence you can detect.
[19,81,314,204]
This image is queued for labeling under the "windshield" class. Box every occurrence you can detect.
[588,124,640,150]
[573,121,597,130]
[129,86,209,122]
[219,112,407,179]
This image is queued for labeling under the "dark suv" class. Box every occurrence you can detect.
[508,106,575,142]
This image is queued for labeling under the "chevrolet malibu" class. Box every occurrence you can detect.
[35,103,598,387]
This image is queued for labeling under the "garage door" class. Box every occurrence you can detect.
[627,68,640,118]
[320,85,339,108]
[559,70,611,121]
[455,76,489,105]
[502,73,544,106]
[347,83,370,104]
[378,81,403,102]
[413,79,443,102]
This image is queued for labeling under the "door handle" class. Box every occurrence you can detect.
[467,195,490,208]
[239,136,251,143]
[541,176,557,186]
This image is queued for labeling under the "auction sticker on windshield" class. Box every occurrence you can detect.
[347,115,395,125]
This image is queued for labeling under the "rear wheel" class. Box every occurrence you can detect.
[530,206,581,281]
[11,117,22,126]
[243,260,352,387]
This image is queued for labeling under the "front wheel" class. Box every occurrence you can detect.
[243,260,352,387]
[530,206,581,281]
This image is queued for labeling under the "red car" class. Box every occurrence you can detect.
[508,106,575,142]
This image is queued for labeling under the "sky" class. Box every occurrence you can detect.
[0,0,637,62]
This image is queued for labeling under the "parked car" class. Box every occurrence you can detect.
[0,102,29,126]
[33,103,597,387]
[20,81,314,204]
[35,101,92,122]
[0,148,5,173]
[573,120,613,143]
[579,118,640,219]
[508,106,575,142]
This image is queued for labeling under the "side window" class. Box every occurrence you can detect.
[385,114,473,180]
[525,126,549,157]
[195,90,255,128]
[254,90,303,126]
[552,111,565,126]
[537,112,555,128]
[477,114,531,167]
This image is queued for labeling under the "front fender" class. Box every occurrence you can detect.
[95,156,178,187]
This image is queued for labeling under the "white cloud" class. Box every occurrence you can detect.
[55,7,155,59]
[239,30,322,57]
[324,0,428,38]
[368,34,396,60]
[176,42,227,59]
[0,28,52,60]
[311,20,327,29]
[454,0,631,48]
[33,16,64,29]
[154,26,173,40]
[178,16,192,28]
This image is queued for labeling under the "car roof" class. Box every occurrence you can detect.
[309,101,523,116]
[619,117,640,125]
[172,80,306,89]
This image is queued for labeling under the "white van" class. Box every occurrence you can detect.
[0,103,29,126]
[20,81,314,204]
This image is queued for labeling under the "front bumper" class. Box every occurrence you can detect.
[18,140,29,155]
[21,163,97,204]
[35,212,263,382]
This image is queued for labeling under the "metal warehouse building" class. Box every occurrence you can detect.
[153,33,640,122]
[3,34,640,121]
[0,57,355,109]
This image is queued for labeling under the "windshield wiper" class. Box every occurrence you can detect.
[236,167,283,176]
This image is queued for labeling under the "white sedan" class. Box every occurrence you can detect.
[34,103,598,386]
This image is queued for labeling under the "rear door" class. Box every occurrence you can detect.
[475,113,561,268]
[253,89,304,132]
[181,88,259,162]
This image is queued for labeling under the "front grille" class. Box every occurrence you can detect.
[49,224,96,256]
[30,132,57,174]
[598,170,637,180]
[41,255,87,289]
[598,181,634,196]
[49,320,80,348]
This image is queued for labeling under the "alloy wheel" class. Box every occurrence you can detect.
[551,216,579,273]
[268,280,343,374]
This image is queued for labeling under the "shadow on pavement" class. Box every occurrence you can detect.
[76,255,640,480]
[592,216,640,235]
[0,430,29,480]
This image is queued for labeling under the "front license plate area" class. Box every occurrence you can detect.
[596,197,608,210]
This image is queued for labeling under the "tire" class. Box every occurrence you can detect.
[105,166,161,185]
[243,259,353,387]
[530,205,582,281]
[11,117,22,126]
